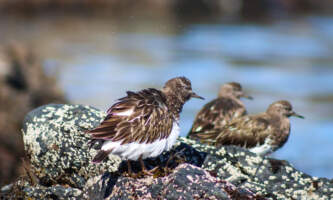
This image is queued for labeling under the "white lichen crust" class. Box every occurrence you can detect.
[22,104,121,188]
[17,104,333,199]
[178,137,333,200]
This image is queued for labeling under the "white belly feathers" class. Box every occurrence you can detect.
[101,122,180,160]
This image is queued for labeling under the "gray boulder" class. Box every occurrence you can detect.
[22,104,121,189]
[83,163,259,200]
[180,137,333,199]
[3,104,332,199]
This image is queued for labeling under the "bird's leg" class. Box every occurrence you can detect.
[127,160,134,177]
[254,150,274,177]
[166,148,186,168]
[254,156,267,177]
[160,148,186,176]
[254,161,263,177]
[139,156,153,176]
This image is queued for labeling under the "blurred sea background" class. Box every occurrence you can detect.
[0,0,333,184]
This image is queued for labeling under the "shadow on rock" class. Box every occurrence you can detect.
[116,142,207,175]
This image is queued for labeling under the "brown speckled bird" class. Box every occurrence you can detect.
[188,82,252,140]
[87,76,204,175]
[192,100,304,156]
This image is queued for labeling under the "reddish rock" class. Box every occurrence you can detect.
[84,164,261,200]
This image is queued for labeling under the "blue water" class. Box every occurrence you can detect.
[1,15,333,178]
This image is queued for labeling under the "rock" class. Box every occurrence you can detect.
[5,179,83,199]
[5,103,333,199]
[0,44,66,186]
[23,183,83,199]
[179,137,333,199]
[84,164,259,200]
[22,104,121,189]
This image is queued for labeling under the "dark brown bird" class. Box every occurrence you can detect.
[192,100,304,156]
[188,82,252,140]
[87,76,204,174]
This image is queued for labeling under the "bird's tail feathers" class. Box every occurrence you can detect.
[92,150,112,164]
[188,130,219,140]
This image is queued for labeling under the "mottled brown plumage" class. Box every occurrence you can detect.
[87,76,204,165]
[188,82,252,140]
[193,100,304,156]
[89,89,173,144]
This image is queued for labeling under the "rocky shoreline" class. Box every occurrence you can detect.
[2,104,333,199]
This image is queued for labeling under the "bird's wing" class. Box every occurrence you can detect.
[215,114,272,148]
[87,89,173,145]
[189,98,246,137]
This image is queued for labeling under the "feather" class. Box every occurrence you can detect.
[87,88,174,145]
[92,150,111,163]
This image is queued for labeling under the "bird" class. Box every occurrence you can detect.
[188,82,252,141]
[192,100,304,156]
[87,76,204,175]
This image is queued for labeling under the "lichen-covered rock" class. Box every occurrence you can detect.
[22,104,121,188]
[8,103,332,200]
[179,137,333,200]
[6,179,83,199]
[84,164,260,200]
[24,184,83,199]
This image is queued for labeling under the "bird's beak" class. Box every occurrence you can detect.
[291,111,304,119]
[191,92,204,100]
[241,93,253,100]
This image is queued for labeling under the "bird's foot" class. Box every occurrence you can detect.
[166,148,187,168]
[141,168,154,176]
[123,171,139,178]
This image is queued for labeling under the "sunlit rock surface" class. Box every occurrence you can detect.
[3,104,333,199]
[180,137,333,199]
[22,104,121,189]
